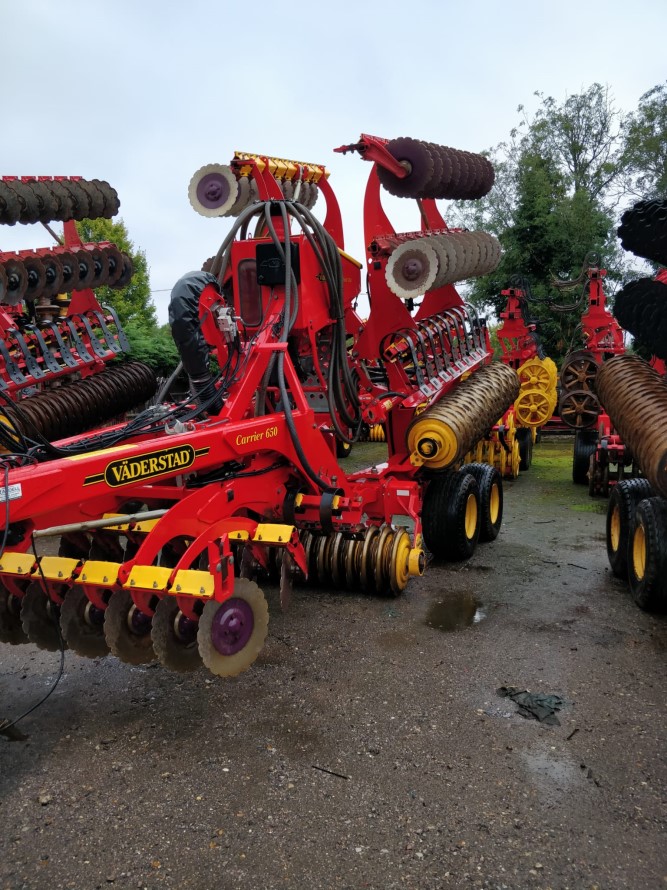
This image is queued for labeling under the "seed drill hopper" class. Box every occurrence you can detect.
[0,140,519,679]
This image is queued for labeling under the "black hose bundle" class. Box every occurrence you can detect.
[205,198,362,491]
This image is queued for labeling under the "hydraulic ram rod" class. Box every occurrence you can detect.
[32,509,169,538]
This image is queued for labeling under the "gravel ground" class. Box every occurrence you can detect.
[1,437,665,890]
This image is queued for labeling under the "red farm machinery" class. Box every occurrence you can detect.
[0,176,155,443]
[494,278,558,472]
[598,198,667,611]
[0,139,520,678]
[544,254,631,491]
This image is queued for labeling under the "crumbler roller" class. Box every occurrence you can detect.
[596,354,667,499]
[406,362,520,469]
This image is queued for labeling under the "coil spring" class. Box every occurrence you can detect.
[1,361,157,443]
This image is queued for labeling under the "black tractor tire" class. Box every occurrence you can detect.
[606,478,653,579]
[461,462,503,542]
[422,471,481,561]
[628,496,667,612]
[573,430,598,485]
[516,428,533,471]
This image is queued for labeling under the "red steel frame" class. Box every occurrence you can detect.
[0,141,496,624]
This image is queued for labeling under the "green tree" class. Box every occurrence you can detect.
[123,321,181,378]
[76,217,157,329]
[445,84,636,362]
[522,84,624,200]
[620,81,667,199]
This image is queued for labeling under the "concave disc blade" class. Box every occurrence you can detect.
[151,596,202,672]
[20,581,65,651]
[197,578,268,677]
[0,583,29,644]
[103,589,156,665]
[188,164,238,217]
[60,586,109,658]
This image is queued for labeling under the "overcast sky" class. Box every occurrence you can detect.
[3,0,665,325]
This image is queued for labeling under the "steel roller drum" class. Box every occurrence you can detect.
[596,354,667,498]
[406,363,520,469]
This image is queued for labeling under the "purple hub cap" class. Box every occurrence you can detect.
[175,613,198,645]
[197,172,232,210]
[210,597,254,656]
[129,606,152,636]
[402,258,424,281]
[88,604,105,628]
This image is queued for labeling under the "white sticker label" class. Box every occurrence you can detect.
[0,483,22,502]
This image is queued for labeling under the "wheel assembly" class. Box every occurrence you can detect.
[573,430,598,485]
[462,462,503,542]
[151,596,202,672]
[422,470,481,560]
[560,350,598,392]
[517,358,556,392]
[376,137,435,198]
[197,579,268,677]
[385,241,438,299]
[618,198,667,267]
[300,525,421,596]
[628,497,667,611]
[103,589,156,665]
[606,478,654,578]
[514,387,556,429]
[558,388,600,430]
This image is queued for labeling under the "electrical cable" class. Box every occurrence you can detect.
[0,475,65,733]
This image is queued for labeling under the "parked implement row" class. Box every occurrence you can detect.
[600,200,667,611]
[599,355,667,610]
[494,280,559,473]
[0,135,519,678]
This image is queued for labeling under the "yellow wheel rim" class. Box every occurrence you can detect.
[632,523,646,581]
[610,505,620,553]
[514,388,553,428]
[511,440,520,478]
[408,418,458,469]
[517,358,555,392]
[489,483,500,524]
[497,444,507,475]
[390,529,410,592]
[465,493,478,540]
